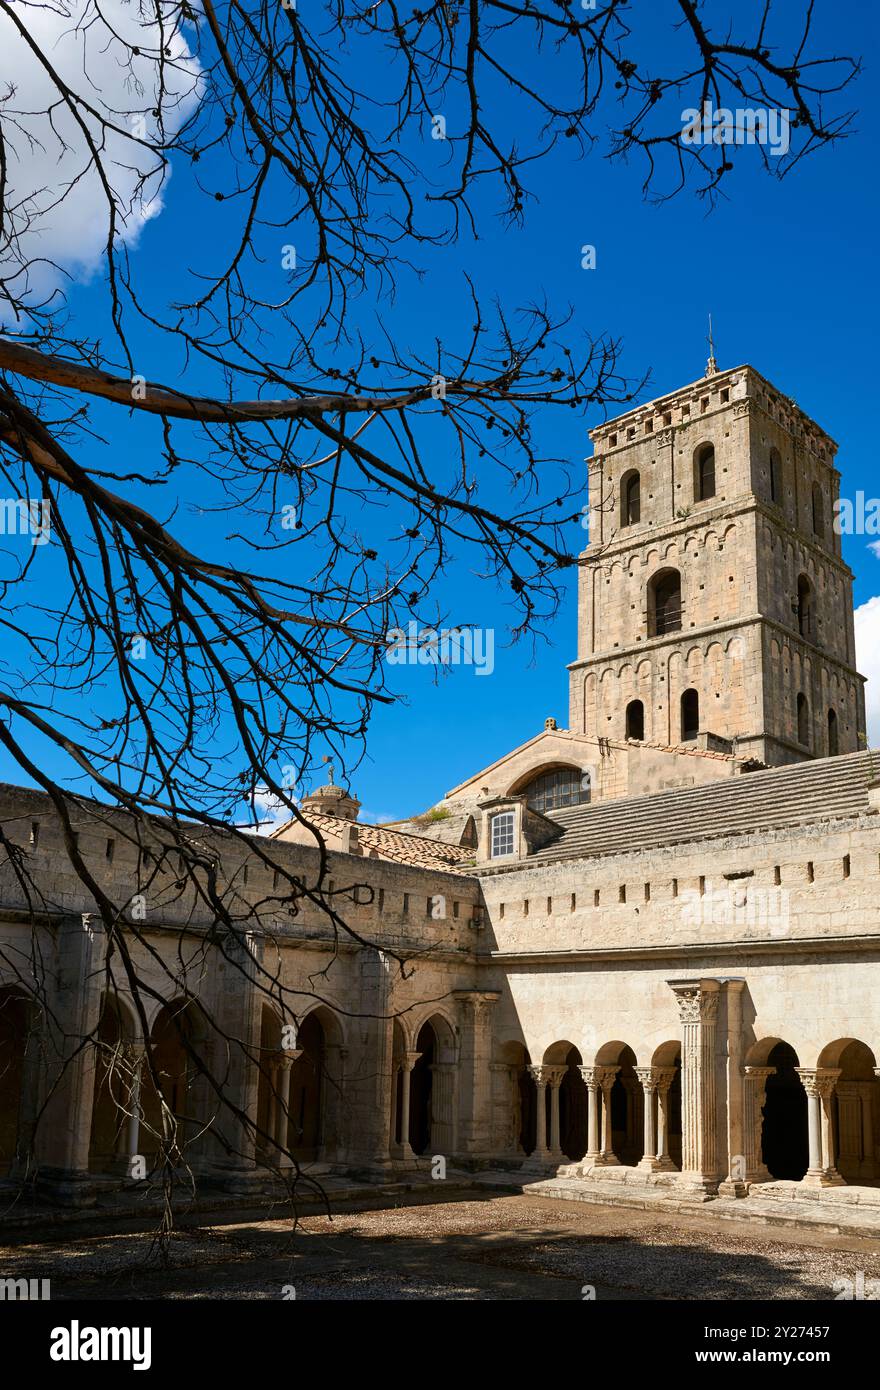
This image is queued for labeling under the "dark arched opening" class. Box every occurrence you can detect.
[797,692,810,747]
[625,699,645,741]
[827,708,839,756]
[409,1023,435,1155]
[650,569,682,637]
[762,1043,808,1180]
[622,470,641,527]
[695,443,716,501]
[681,688,700,741]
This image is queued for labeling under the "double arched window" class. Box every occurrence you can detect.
[694,443,716,502]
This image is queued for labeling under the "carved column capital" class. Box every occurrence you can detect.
[578,1065,603,1089]
[597,1065,620,1092]
[669,978,720,1023]
[634,1066,660,1093]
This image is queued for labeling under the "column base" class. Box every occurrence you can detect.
[676,1172,720,1200]
[595,1153,620,1167]
[637,1155,664,1173]
[36,1169,98,1208]
[717,1178,750,1199]
[801,1168,846,1189]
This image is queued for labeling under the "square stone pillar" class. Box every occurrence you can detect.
[209,930,265,1182]
[345,949,396,1172]
[668,978,722,1196]
[37,914,104,1203]
[453,990,500,1164]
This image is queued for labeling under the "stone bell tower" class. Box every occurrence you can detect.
[568,360,866,767]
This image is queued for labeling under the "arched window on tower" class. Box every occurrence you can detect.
[812,482,825,538]
[680,688,700,742]
[625,699,645,741]
[797,574,813,640]
[797,692,810,747]
[769,448,782,505]
[827,708,839,756]
[695,443,716,502]
[621,471,641,527]
[649,569,682,637]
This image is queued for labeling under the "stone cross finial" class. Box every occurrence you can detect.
[705,312,718,376]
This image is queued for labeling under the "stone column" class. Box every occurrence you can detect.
[818,1068,843,1184]
[124,1043,146,1176]
[546,1065,566,1161]
[668,978,721,1194]
[596,1066,620,1165]
[798,1070,824,1181]
[274,1053,296,1162]
[741,1066,774,1184]
[719,979,747,1197]
[635,1067,660,1172]
[453,991,500,1164]
[797,1068,844,1187]
[655,1067,677,1170]
[528,1066,551,1161]
[578,1066,602,1163]
[398,1051,421,1160]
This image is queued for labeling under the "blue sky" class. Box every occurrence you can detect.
[1,0,878,824]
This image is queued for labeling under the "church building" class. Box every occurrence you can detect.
[1,359,878,1209]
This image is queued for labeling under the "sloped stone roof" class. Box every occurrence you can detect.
[516,750,876,866]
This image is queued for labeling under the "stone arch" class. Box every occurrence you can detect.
[495,1040,536,1158]
[542,1039,588,1162]
[0,987,40,1178]
[396,1012,457,1158]
[88,992,138,1174]
[140,997,212,1168]
[817,1038,878,1182]
[594,1041,641,1165]
[650,1040,683,1170]
[747,1039,808,1181]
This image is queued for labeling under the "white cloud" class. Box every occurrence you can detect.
[855,595,880,747]
[0,0,201,310]
[245,785,296,837]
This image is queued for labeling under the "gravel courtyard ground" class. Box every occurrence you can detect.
[3,1193,880,1301]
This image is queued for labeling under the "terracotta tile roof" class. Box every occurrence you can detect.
[273,811,476,872]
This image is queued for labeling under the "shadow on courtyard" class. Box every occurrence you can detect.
[0,1191,873,1301]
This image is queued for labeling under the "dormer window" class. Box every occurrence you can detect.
[490,811,515,858]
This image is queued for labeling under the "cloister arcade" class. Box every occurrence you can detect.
[0,978,879,1197]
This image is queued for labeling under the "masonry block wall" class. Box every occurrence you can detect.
[570,365,865,766]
